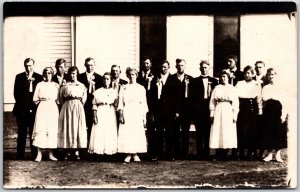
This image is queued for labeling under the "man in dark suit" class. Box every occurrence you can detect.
[226,55,243,86]
[13,58,43,160]
[168,58,193,160]
[150,60,173,161]
[78,57,103,142]
[190,60,218,160]
[136,56,156,160]
[110,64,128,91]
[52,58,68,86]
[254,61,269,87]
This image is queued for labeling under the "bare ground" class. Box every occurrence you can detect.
[3,112,290,189]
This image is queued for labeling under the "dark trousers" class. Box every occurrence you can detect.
[172,115,191,159]
[194,115,211,160]
[16,111,36,159]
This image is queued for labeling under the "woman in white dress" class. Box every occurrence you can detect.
[117,67,148,163]
[88,72,118,156]
[32,67,60,162]
[261,68,287,162]
[209,69,239,161]
[58,66,87,160]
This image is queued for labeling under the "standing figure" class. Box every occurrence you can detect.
[78,57,103,141]
[169,58,193,160]
[52,58,68,86]
[88,72,118,156]
[136,56,156,160]
[261,68,287,162]
[117,67,148,163]
[254,61,269,86]
[151,60,173,161]
[235,66,262,160]
[209,69,239,161]
[190,60,218,160]
[32,67,60,162]
[13,58,43,160]
[110,64,128,91]
[58,66,87,160]
[226,55,244,86]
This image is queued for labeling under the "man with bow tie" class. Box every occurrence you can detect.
[168,58,193,160]
[137,56,156,160]
[226,55,244,86]
[78,57,103,143]
[190,60,218,160]
[13,58,43,160]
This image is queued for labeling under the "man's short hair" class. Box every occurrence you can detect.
[200,60,210,67]
[226,55,238,63]
[161,60,170,66]
[24,58,35,66]
[55,58,66,67]
[255,61,265,67]
[85,57,95,64]
[142,56,152,62]
[176,58,185,64]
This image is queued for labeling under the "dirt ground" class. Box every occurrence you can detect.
[3,112,290,189]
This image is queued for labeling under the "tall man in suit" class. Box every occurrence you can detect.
[13,58,43,160]
[78,57,103,142]
[150,60,172,161]
[169,58,193,160]
[190,60,218,160]
[52,58,68,86]
[111,64,128,91]
[254,61,269,87]
[137,56,156,160]
[226,55,243,86]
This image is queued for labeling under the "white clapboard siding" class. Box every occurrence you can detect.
[40,17,72,70]
[75,16,140,79]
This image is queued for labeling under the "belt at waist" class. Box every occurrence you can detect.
[97,103,113,107]
[216,100,232,104]
[64,97,81,101]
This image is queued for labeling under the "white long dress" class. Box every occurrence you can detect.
[117,83,148,153]
[209,84,239,149]
[88,87,118,155]
[57,81,87,149]
[32,81,59,149]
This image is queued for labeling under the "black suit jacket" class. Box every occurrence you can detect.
[13,72,43,116]
[151,73,173,115]
[190,76,218,118]
[168,73,193,116]
[78,72,103,108]
[137,70,156,113]
[52,73,68,85]
[230,69,244,86]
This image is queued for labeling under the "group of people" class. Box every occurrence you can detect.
[13,55,288,163]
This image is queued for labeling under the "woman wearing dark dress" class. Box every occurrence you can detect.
[235,66,261,160]
[261,68,287,162]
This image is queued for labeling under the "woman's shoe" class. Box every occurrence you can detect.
[275,151,283,163]
[35,153,42,162]
[133,155,141,162]
[124,155,131,163]
[49,154,58,161]
[263,153,273,162]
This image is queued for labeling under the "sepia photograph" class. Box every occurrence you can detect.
[2,1,297,189]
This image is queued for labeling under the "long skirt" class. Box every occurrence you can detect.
[88,105,118,155]
[32,100,59,149]
[261,99,287,150]
[117,105,147,153]
[209,102,237,149]
[237,98,258,149]
[58,100,87,149]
